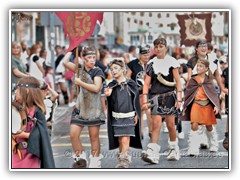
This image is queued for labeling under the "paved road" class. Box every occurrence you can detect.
[51,105,229,169]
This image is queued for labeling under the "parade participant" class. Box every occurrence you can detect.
[126,46,152,139]
[41,82,59,137]
[221,64,229,150]
[62,46,106,168]
[29,44,45,81]
[104,59,142,168]
[186,40,227,149]
[12,76,55,168]
[182,59,220,156]
[141,37,182,164]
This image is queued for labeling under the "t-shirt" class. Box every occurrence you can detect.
[29,54,44,81]
[12,56,27,84]
[127,59,145,92]
[83,66,105,82]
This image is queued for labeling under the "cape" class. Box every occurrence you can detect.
[27,107,55,168]
[181,75,221,121]
[107,79,142,150]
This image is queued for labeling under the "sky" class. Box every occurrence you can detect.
[2,0,238,179]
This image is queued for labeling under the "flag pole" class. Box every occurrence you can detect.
[75,47,79,95]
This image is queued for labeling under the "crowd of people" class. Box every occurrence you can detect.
[11,37,229,169]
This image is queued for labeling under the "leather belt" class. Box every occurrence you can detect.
[194,99,210,106]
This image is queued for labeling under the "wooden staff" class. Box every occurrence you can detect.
[75,47,80,95]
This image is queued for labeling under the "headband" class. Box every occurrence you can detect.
[83,51,96,57]
[16,83,40,89]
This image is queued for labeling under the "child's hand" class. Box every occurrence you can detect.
[175,101,182,110]
[223,88,228,95]
[134,115,138,125]
[12,131,29,139]
[214,106,219,115]
[104,87,112,96]
[141,103,149,110]
[73,77,81,85]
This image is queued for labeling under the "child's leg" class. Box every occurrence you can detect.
[88,125,101,157]
[151,115,162,143]
[206,125,218,152]
[70,124,84,154]
[166,115,177,141]
[70,124,87,168]
[116,136,131,168]
[188,122,200,156]
[166,115,180,160]
[141,115,161,164]
[88,125,103,168]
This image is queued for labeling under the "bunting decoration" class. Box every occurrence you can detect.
[55,11,104,52]
[176,13,212,46]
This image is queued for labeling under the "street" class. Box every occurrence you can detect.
[51,105,229,169]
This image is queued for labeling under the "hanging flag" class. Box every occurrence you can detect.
[55,11,104,52]
[176,13,212,46]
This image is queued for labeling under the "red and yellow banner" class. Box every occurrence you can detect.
[55,12,103,51]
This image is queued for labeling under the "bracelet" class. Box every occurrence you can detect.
[142,93,148,95]
[177,100,182,102]
[142,102,148,104]
[177,91,182,93]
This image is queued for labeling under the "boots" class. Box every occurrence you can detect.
[141,143,161,164]
[198,125,209,149]
[72,151,88,168]
[115,152,131,168]
[167,140,180,161]
[223,132,229,150]
[89,154,103,168]
[206,127,219,152]
[187,130,201,156]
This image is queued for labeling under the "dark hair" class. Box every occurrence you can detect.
[82,46,96,57]
[195,40,207,48]
[153,37,167,46]
[128,45,136,53]
[108,59,125,68]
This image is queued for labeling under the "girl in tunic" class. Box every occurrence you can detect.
[62,47,106,168]
[104,59,142,168]
[12,76,55,168]
[141,38,182,164]
[182,59,220,156]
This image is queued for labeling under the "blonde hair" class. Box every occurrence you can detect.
[12,41,22,58]
[197,58,214,81]
[17,76,46,114]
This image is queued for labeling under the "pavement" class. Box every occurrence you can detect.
[50,105,229,169]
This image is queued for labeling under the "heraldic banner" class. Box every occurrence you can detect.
[55,11,104,52]
[176,13,212,46]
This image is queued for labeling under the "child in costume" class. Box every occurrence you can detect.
[141,37,182,164]
[126,46,152,139]
[41,82,59,137]
[12,76,55,168]
[182,59,220,156]
[104,59,142,168]
[63,47,106,168]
